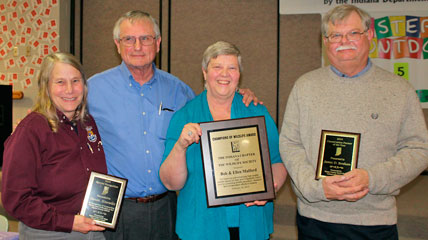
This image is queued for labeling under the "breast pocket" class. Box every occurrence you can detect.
[156,110,175,140]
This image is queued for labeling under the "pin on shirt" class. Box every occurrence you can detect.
[97,141,102,152]
[86,126,97,142]
[87,142,94,154]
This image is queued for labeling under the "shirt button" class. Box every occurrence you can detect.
[70,127,73,130]
[129,83,132,87]
[86,168,89,171]
[80,147,83,150]
[149,187,152,191]
[142,112,146,115]
[144,131,147,135]
[141,93,144,96]
[148,170,151,173]
[146,150,150,154]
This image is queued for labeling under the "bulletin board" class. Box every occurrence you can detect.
[0,0,60,90]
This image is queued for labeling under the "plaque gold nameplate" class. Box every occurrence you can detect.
[80,172,128,229]
[316,130,360,180]
[200,116,275,207]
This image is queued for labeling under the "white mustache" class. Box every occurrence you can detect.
[336,45,357,51]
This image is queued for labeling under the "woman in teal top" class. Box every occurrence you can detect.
[160,41,287,240]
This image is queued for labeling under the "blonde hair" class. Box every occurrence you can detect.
[33,52,88,132]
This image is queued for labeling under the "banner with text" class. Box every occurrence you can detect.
[369,12,428,107]
[280,1,428,15]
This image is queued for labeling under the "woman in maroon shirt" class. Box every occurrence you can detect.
[2,53,107,239]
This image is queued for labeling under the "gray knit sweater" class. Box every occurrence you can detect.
[279,64,428,225]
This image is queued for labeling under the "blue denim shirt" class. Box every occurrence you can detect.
[87,62,195,197]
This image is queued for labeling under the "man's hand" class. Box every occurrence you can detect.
[72,215,105,234]
[338,169,369,189]
[322,170,369,202]
[238,88,263,107]
[336,169,369,201]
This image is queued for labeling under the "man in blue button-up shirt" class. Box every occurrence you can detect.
[87,10,259,240]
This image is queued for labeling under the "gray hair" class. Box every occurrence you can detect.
[202,41,242,72]
[321,5,371,37]
[113,10,160,40]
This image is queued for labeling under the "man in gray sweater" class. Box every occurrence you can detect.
[279,5,428,240]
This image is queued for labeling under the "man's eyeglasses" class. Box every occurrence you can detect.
[325,30,367,43]
[119,35,157,46]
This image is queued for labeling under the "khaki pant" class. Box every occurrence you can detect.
[19,222,105,240]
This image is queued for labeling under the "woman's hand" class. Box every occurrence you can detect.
[244,200,268,207]
[72,215,105,234]
[160,123,201,190]
[176,123,202,151]
[244,163,287,207]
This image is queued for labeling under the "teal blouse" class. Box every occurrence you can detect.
[161,90,282,240]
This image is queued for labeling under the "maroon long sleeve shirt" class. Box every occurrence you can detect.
[2,111,107,232]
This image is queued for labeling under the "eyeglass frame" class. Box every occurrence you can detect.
[118,35,158,46]
[324,29,368,43]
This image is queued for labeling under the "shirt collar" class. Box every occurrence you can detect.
[119,61,158,87]
[56,109,78,131]
[56,109,71,123]
[330,58,372,78]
